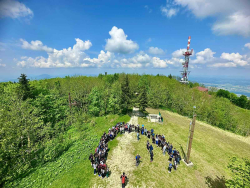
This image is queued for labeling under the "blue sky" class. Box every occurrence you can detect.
[0,0,250,82]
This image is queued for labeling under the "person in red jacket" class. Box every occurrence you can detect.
[120,172,127,188]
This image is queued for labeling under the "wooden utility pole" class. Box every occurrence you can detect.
[186,114,196,164]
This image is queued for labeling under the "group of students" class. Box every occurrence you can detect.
[136,125,182,173]
[89,121,182,187]
[89,122,137,178]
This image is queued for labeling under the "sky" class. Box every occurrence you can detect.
[0,0,250,82]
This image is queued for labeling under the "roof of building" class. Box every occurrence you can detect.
[195,86,208,92]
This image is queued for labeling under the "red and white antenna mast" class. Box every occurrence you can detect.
[180,36,193,84]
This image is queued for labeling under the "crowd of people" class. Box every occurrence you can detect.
[140,125,182,173]
[89,121,182,185]
[88,122,135,178]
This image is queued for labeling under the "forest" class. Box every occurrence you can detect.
[0,73,250,186]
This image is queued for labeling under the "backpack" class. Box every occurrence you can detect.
[122,175,126,184]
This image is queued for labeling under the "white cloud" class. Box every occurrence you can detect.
[120,59,143,68]
[212,12,250,37]
[20,39,54,52]
[220,52,248,66]
[17,38,93,68]
[245,43,250,49]
[151,57,168,68]
[173,0,250,36]
[83,50,113,67]
[192,48,215,64]
[0,0,33,19]
[161,7,178,18]
[111,51,172,69]
[169,57,184,66]
[115,52,150,68]
[148,47,165,55]
[105,26,139,54]
[209,62,237,68]
[21,56,28,59]
[172,49,186,58]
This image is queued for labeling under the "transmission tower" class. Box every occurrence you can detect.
[180,36,193,84]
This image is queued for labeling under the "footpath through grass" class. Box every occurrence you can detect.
[10,114,130,188]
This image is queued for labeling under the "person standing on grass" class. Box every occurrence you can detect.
[106,167,109,178]
[135,154,141,166]
[155,135,158,146]
[168,162,173,173]
[163,144,167,156]
[168,145,172,155]
[93,162,97,175]
[149,144,153,154]
[168,153,173,162]
[137,132,140,140]
[120,172,127,188]
[89,153,94,166]
[101,166,105,178]
[144,128,147,136]
[173,159,177,170]
[147,131,151,139]
[152,135,155,144]
[150,151,154,162]
[146,141,150,152]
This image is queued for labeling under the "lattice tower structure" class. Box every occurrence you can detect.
[180,36,193,84]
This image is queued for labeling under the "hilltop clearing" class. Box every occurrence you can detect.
[92,108,250,188]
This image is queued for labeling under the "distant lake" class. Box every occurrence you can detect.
[190,76,250,97]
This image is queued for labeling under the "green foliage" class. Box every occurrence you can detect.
[237,95,248,109]
[217,89,230,99]
[1,73,250,187]
[17,74,32,100]
[121,74,131,113]
[226,157,250,188]
[188,81,200,88]
[138,75,148,111]
[87,87,103,116]
[216,89,250,110]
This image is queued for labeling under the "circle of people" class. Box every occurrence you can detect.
[89,122,182,180]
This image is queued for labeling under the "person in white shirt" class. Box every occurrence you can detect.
[93,162,97,175]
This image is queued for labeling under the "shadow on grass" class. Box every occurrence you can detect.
[205,176,226,188]
[125,177,130,187]
[178,144,187,162]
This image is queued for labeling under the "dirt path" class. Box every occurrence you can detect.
[92,108,139,188]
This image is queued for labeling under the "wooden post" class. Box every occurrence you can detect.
[186,114,196,164]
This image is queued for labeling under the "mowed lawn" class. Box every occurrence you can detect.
[130,108,250,188]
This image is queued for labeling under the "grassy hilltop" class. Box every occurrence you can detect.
[12,108,250,188]
[91,108,250,188]
[1,73,250,187]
